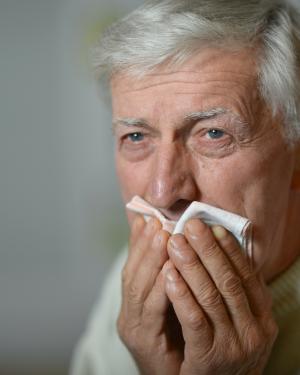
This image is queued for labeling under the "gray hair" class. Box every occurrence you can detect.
[93,0,300,144]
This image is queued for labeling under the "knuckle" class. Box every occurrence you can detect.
[221,336,246,365]
[194,279,211,299]
[174,281,190,300]
[223,239,240,256]
[202,242,219,257]
[230,347,245,365]
[125,332,139,352]
[250,337,264,356]
[201,288,223,309]
[117,316,140,350]
[181,255,200,271]
[219,271,242,296]
[128,281,144,302]
[117,315,128,342]
[245,326,265,354]
[242,319,277,358]
[121,266,135,292]
[186,310,206,331]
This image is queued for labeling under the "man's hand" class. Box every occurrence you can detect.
[117,215,183,375]
[118,215,277,375]
[165,219,278,375]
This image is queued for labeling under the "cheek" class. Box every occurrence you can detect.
[115,154,150,202]
[196,144,293,260]
[191,144,293,224]
[190,156,251,214]
[190,151,291,269]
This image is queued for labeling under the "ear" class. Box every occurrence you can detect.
[291,141,300,190]
[295,141,300,171]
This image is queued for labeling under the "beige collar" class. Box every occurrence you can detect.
[270,256,300,319]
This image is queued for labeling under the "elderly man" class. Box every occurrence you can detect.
[71,0,300,374]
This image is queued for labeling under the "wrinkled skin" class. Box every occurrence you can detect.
[112,48,300,374]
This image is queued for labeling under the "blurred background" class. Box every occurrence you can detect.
[2,0,300,374]
[1,0,141,374]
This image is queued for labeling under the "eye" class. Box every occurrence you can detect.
[126,132,145,142]
[206,129,225,139]
[118,130,153,161]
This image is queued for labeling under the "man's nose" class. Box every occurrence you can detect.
[144,142,198,210]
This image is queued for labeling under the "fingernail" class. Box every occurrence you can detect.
[186,219,201,235]
[169,236,180,248]
[211,225,227,240]
[166,268,180,282]
[153,231,163,247]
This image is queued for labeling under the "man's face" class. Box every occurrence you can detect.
[111,48,296,275]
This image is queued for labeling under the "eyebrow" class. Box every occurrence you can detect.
[112,107,243,132]
[183,108,227,123]
[112,117,150,130]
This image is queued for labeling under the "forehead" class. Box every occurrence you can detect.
[110,47,260,122]
[111,47,257,91]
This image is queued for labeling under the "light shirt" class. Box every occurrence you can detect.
[70,251,300,375]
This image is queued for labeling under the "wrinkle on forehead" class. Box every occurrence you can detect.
[117,77,255,94]
[112,72,257,95]
[111,47,258,93]
[111,47,265,137]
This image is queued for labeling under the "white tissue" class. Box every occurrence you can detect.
[126,195,252,259]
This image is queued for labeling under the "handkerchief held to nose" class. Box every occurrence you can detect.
[126,195,253,261]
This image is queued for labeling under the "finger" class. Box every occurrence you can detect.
[121,218,162,323]
[164,263,213,353]
[211,225,272,318]
[129,228,169,303]
[124,217,162,284]
[123,226,168,323]
[129,214,146,250]
[184,219,255,331]
[167,234,231,331]
[141,263,170,337]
